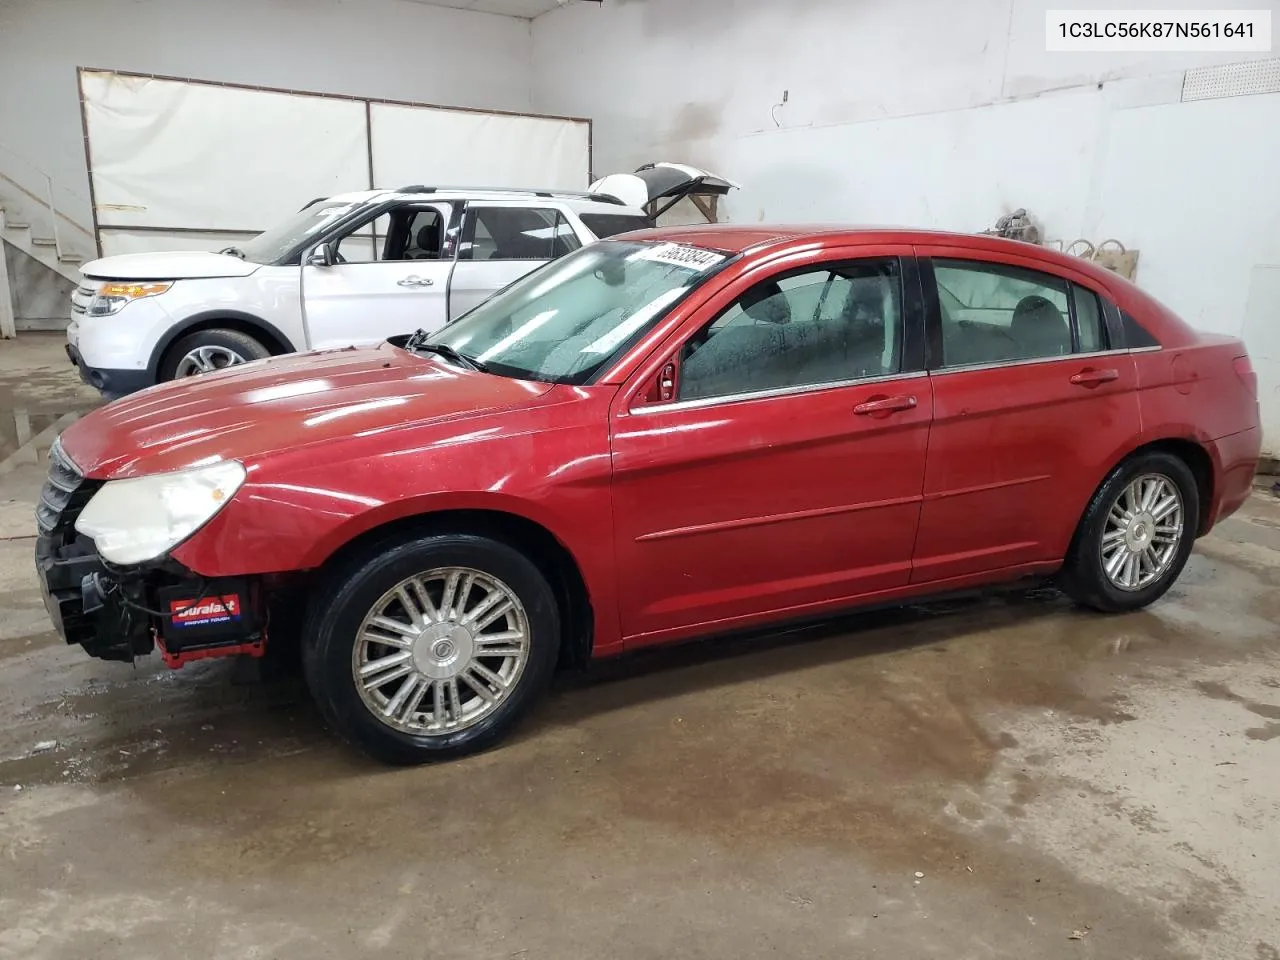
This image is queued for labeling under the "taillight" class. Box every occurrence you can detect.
[1232,355,1257,397]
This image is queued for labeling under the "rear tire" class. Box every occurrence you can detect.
[1060,451,1199,613]
[160,328,270,381]
[302,533,560,764]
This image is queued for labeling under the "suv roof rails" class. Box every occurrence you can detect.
[396,185,626,205]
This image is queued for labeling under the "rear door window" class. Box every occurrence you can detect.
[458,207,581,261]
[932,260,1074,366]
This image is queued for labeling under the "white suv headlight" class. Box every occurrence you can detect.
[87,281,173,317]
[74,461,246,565]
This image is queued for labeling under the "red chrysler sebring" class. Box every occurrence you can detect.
[36,225,1261,763]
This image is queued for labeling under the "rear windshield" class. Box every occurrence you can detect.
[579,212,656,239]
[428,240,732,385]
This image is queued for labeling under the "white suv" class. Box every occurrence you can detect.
[65,184,678,398]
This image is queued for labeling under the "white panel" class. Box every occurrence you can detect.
[1242,266,1280,457]
[81,70,369,232]
[99,230,260,258]
[370,104,589,191]
[1183,57,1280,100]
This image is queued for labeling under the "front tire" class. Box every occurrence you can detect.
[160,328,270,381]
[1061,451,1199,613]
[302,533,560,764]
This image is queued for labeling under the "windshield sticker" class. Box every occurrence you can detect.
[634,243,726,272]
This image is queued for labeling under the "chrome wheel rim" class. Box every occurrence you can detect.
[1101,473,1184,592]
[175,345,247,377]
[352,567,530,735]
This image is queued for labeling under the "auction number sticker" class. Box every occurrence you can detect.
[636,243,727,271]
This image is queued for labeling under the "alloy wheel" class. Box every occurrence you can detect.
[175,345,247,376]
[351,567,530,734]
[1100,473,1184,592]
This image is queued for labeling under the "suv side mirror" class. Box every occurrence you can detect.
[306,241,338,267]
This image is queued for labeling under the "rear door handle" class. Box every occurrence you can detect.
[853,395,918,416]
[1069,368,1119,387]
[398,275,434,288]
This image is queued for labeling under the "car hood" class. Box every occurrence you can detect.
[58,344,554,480]
[80,250,262,281]
[590,162,740,215]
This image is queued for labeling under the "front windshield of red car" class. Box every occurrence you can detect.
[427,240,733,384]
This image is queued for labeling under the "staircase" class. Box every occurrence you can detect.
[0,146,94,339]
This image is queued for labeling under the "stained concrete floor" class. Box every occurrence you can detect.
[1,333,1279,960]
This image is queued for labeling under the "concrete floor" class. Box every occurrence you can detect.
[2,333,1279,960]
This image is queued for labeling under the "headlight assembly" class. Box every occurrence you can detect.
[87,281,173,317]
[74,460,246,565]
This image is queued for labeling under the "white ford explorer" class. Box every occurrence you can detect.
[65,164,738,398]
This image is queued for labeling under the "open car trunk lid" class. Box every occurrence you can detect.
[589,163,740,219]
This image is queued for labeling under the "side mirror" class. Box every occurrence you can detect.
[306,241,338,267]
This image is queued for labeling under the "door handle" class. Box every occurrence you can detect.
[853,395,918,416]
[397,275,434,288]
[1069,368,1119,387]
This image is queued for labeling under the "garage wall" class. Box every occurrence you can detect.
[0,0,535,237]
[530,0,1280,454]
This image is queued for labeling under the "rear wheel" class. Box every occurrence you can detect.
[1061,451,1199,612]
[302,533,560,764]
[160,328,270,381]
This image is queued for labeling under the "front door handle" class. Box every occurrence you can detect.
[853,395,918,416]
[1069,368,1119,387]
[397,275,434,288]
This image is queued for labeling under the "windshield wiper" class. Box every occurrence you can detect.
[403,330,488,373]
[219,246,246,259]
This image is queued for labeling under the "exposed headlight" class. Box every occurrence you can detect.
[74,461,246,565]
[87,281,173,317]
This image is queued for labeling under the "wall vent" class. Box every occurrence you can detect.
[1182,58,1280,102]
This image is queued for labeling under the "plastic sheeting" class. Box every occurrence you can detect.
[80,70,591,255]
[369,104,589,191]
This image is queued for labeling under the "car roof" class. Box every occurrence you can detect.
[616,223,1133,286]
[323,188,648,215]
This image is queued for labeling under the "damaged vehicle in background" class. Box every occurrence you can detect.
[35,223,1260,764]
[64,163,739,398]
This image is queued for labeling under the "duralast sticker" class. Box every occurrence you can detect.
[170,595,241,628]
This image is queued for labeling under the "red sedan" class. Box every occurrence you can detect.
[36,225,1262,763]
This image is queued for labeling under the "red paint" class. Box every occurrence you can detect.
[57,227,1263,659]
[155,635,264,670]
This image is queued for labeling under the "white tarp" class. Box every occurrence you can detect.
[369,103,589,191]
[81,71,368,238]
[79,70,592,255]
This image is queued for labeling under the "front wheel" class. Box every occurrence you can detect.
[302,533,560,764]
[1061,451,1199,613]
[160,328,270,381]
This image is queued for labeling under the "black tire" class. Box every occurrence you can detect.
[302,533,560,765]
[159,328,270,381]
[1060,451,1199,613]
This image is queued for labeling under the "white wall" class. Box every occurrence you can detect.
[532,0,1280,453]
[0,0,535,235]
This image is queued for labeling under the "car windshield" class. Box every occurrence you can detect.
[426,240,732,384]
[233,200,364,263]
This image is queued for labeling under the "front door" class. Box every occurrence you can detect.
[610,250,933,647]
[447,203,582,320]
[301,203,453,350]
[910,248,1141,583]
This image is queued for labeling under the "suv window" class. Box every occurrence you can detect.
[579,212,656,239]
[459,207,581,261]
[332,206,449,264]
[933,260,1076,367]
[679,260,904,402]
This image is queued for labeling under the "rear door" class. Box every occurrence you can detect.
[301,202,453,349]
[910,246,1140,583]
[610,247,932,647]
[447,203,582,320]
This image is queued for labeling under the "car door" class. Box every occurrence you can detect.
[910,246,1141,584]
[610,248,932,648]
[301,202,453,350]
[447,203,581,320]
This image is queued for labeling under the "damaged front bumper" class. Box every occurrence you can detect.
[34,440,265,667]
